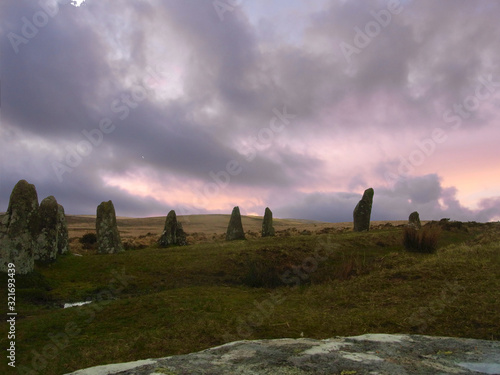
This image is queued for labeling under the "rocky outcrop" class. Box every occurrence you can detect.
[96,200,124,254]
[226,206,245,241]
[64,334,500,375]
[409,211,422,229]
[261,207,275,237]
[0,180,40,274]
[158,210,187,247]
[353,188,374,232]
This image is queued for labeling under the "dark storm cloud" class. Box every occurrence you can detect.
[1,0,499,219]
[0,0,320,212]
[275,174,495,223]
[1,1,115,136]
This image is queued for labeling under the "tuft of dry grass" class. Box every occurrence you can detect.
[402,225,441,253]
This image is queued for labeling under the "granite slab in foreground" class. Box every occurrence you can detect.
[65,334,500,375]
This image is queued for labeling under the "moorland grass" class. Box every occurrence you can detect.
[0,223,499,374]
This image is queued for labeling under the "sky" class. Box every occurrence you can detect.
[0,0,499,222]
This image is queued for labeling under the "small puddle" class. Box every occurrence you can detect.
[458,362,500,374]
[63,301,92,309]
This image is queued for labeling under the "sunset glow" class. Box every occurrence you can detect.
[1,0,499,222]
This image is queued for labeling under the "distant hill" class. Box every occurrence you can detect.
[66,214,408,239]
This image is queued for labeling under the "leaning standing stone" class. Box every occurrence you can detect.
[226,206,246,241]
[262,207,275,237]
[408,211,421,230]
[96,200,124,254]
[353,188,374,232]
[0,180,40,274]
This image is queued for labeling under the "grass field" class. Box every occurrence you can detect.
[1,216,499,374]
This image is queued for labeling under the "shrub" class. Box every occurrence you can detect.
[241,259,289,288]
[79,232,97,249]
[403,225,441,253]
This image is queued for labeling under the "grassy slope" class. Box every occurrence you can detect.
[1,223,499,374]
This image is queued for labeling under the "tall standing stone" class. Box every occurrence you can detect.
[96,200,124,254]
[408,211,421,230]
[0,180,40,274]
[36,196,69,261]
[353,188,374,232]
[226,206,246,241]
[57,203,69,255]
[262,207,275,237]
[159,210,187,247]
[37,196,60,261]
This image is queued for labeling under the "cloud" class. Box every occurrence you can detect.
[1,0,499,221]
[275,174,500,222]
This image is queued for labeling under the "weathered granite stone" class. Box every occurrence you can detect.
[226,206,245,241]
[159,210,187,247]
[353,188,374,232]
[0,180,40,274]
[96,200,124,254]
[409,211,422,230]
[261,207,275,237]
[57,203,69,255]
[36,196,60,261]
[36,196,69,261]
[64,334,500,375]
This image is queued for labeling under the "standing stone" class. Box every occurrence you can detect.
[353,188,374,232]
[159,210,187,247]
[57,204,69,255]
[37,196,60,261]
[0,180,40,274]
[96,200,124,254]
[408,211,421,230]
[226,206,245,241]
[36,196,69,261]
[262,207,275,237]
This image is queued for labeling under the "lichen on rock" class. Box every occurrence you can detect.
[96,200,124,254]
[0,180,40,274]
[159,210,187,247]
[63,334,500,375]
[408,211,422,230]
